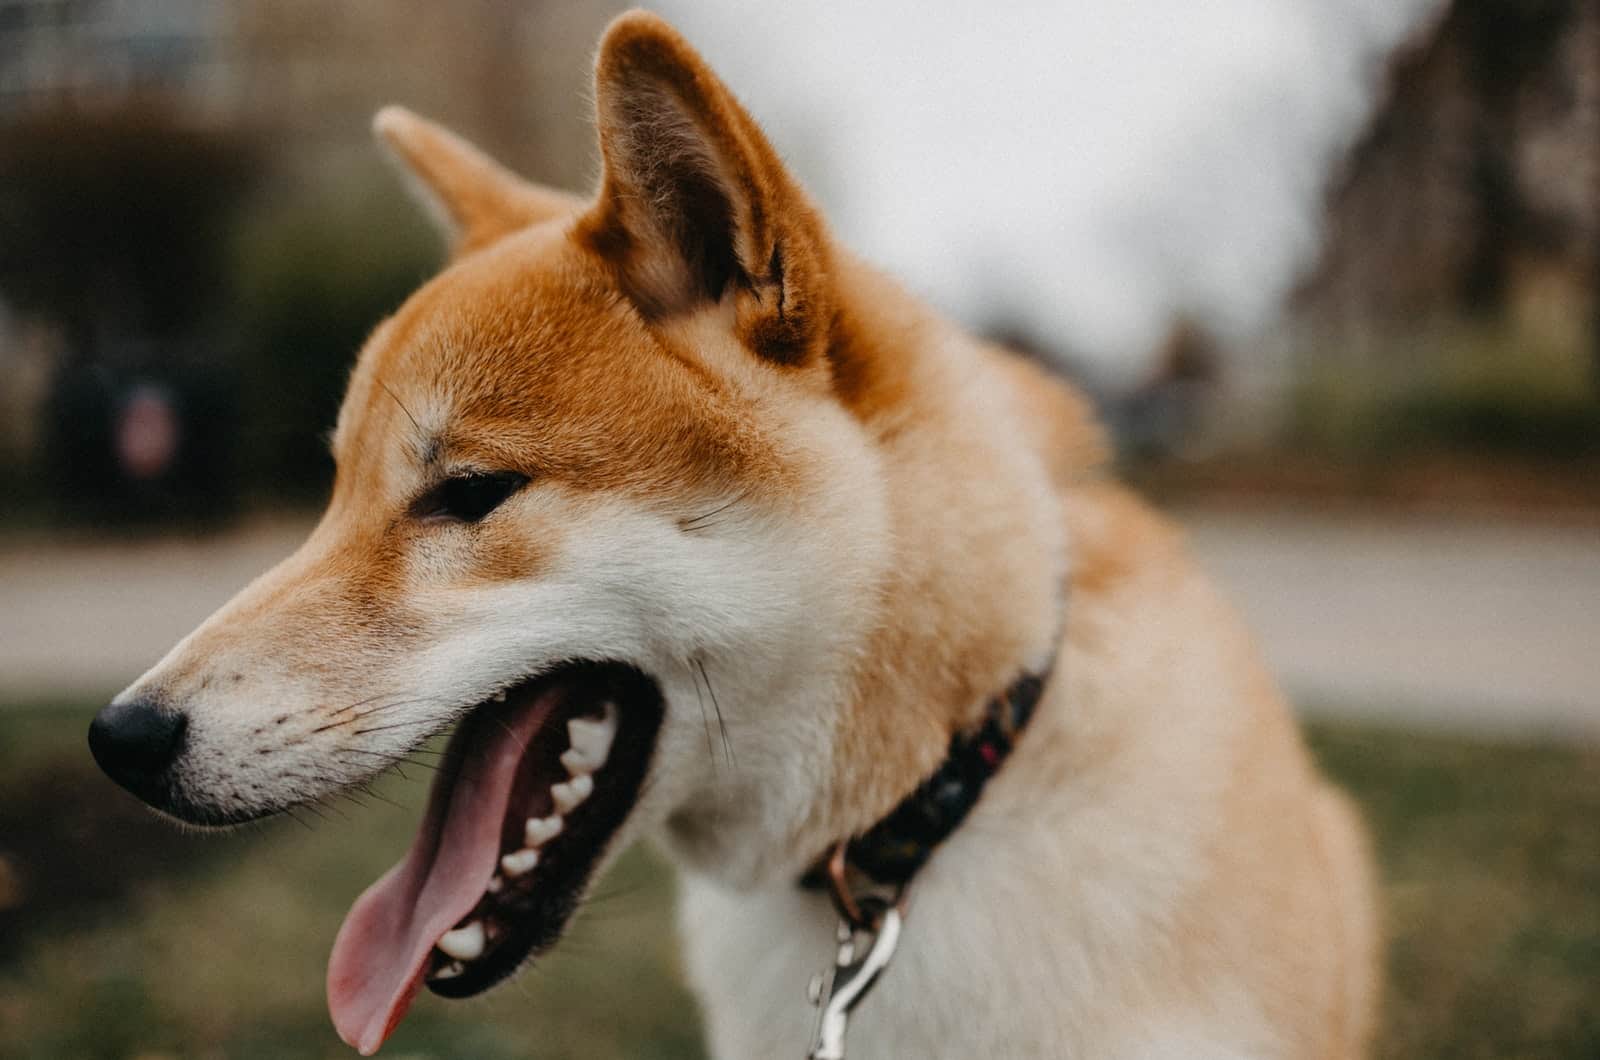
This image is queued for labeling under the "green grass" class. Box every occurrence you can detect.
[2,705,1596,1058]
[0,706,702,1060]
[1312,725,1600,1059]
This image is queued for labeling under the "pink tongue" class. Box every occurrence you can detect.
[326,689,558,1055]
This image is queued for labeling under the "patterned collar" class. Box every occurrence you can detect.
[802,661,1053,900]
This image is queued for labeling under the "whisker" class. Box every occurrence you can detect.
[483,714,532,757]
[337,789,372,811]
[299,800,336,824]
[678,492,746,533]
[352,717,445,737]
[340,747,411,765]
[355,782,408,811]
[349,744,447,760]
[695,657,734,767]
[688,659,718,771]
[379,380,426,442]
[322,689,393,722]
[312,695,450,735]
[313,702,407,732]
[335,748,442,775]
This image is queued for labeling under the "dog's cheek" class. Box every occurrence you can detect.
[463,517,555,585]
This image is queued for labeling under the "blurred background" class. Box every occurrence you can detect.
[1,1,1596,1057]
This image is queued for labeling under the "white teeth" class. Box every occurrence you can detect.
[551,773,593,814]
[524,815,563,847]
[436,921,485,961]
[564,706,617,773]
[559,747,596,775]
[500,848,540,877]
[486,874,503,894]
[432,960,465,980]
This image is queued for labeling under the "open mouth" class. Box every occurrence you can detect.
[326,661,663,1055]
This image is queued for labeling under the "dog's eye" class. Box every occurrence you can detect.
[414,472,529,524]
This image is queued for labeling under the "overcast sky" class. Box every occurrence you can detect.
[657,0,1441,383]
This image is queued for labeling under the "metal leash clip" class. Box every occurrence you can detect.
[805,844,906,1060]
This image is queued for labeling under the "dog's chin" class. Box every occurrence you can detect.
[326,660,665,1054]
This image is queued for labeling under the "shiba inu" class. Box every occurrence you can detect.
[89,11,1378,1058]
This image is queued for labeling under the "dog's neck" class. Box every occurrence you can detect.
[655,253,1073,888]
[797,254,1070,868]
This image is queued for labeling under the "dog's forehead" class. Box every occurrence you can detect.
[328,227,764,501]
[336,233,645,454]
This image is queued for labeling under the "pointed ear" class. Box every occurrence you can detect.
[373,106,582,256]
[578,12,832,367]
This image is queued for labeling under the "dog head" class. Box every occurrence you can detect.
[90,12,897,1053]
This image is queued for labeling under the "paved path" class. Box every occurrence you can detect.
[0,519,311,703]
[1181,507,1598,742]
[3,509,1596,741]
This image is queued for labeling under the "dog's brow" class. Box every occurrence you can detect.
[378,381,444,468]
[416,434,444,468]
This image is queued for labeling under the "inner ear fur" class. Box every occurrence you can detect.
[579,11,833,367]
[374,105,583,257]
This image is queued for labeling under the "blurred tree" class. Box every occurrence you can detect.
[1300,0,1599,333]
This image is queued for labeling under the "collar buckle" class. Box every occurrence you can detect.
[823,840,905,932]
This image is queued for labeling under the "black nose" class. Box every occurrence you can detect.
[88,698,187,797]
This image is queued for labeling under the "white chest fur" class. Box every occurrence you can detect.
[671,745,1283,1060]
[673,820,1118,1059]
